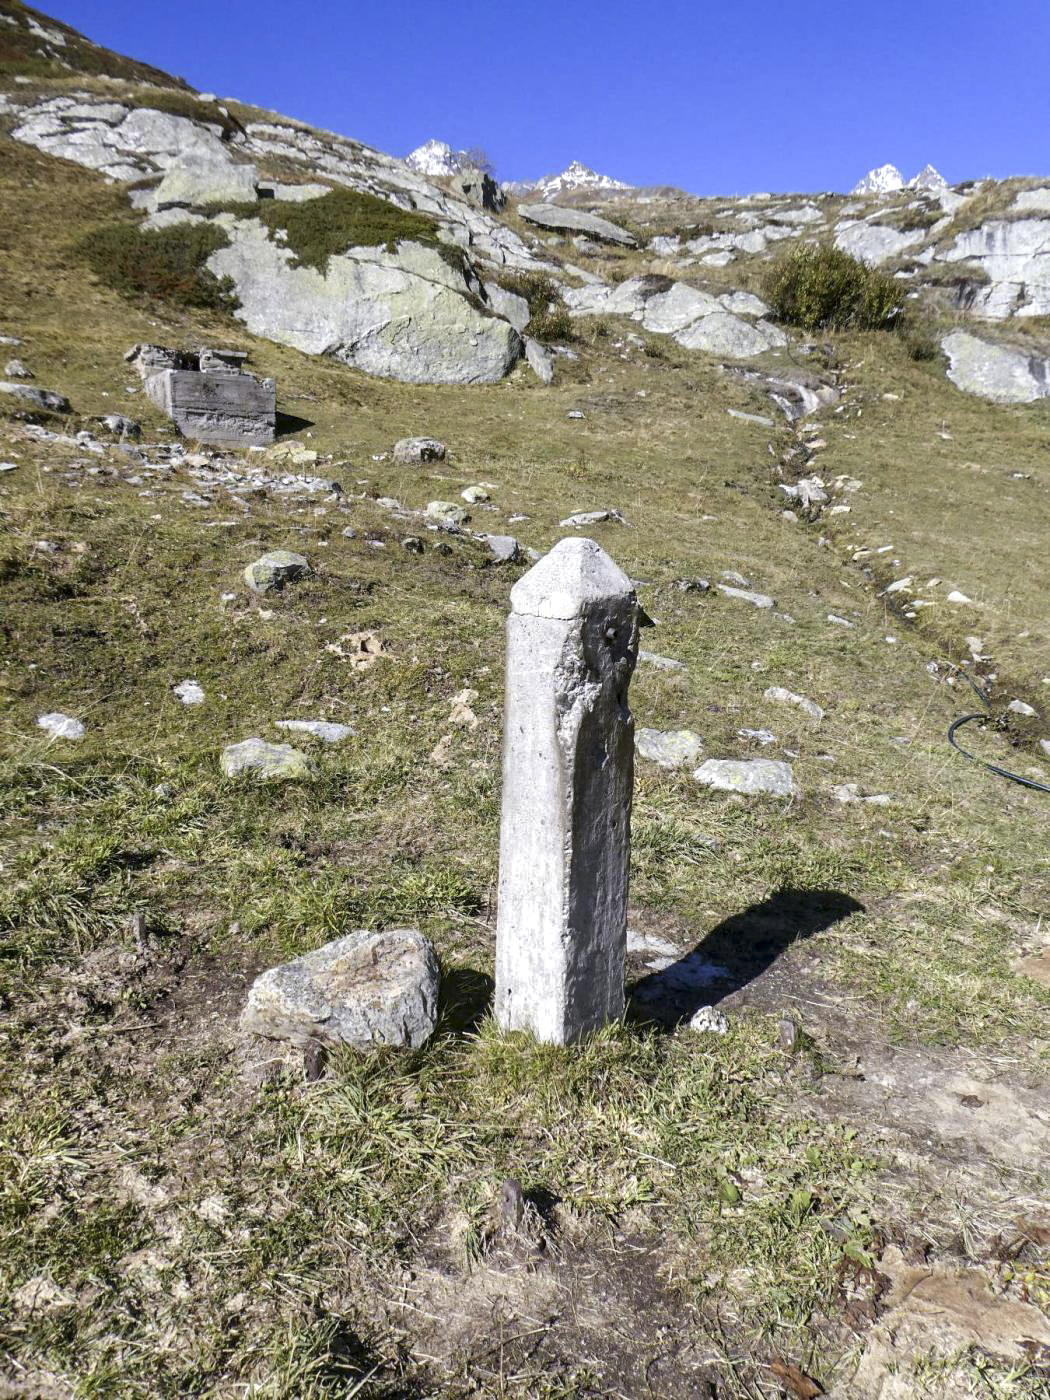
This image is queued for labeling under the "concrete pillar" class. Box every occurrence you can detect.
[494,537,639,1044]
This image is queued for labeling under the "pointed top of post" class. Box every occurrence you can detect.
[510,537,635,621]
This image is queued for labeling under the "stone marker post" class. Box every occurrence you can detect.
[494,536,640,1044]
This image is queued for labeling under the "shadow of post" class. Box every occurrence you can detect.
[628,887,864,1028]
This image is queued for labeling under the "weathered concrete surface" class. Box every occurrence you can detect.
[495,537,640,1044]
[143,366,275,446]
[240,927,440,1048]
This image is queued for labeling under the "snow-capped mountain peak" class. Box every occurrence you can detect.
[907,163,948,190]
[404,139,471,177]
[504,160,633,201]
[850,163,905,195]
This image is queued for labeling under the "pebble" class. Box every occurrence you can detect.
[173,679,205,706]
[688,1006,730,1035]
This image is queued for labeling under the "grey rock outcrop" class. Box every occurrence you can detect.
[834,219,925,266]
[0,382,70,412]
[126,343,275,446]
[449,169,505,213]
[518,203,636,247]
[240,928,440,1048]
[150,153,258,210]
[563,276,786,359]
[942,330,1050,403]
[940,218,1050,318]
[208,226,523,384]
[484,282,530,332]
[525,337,554,384]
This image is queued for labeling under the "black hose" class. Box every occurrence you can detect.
[945,669,1050,794]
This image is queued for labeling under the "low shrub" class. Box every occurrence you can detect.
[78,221,236,310]
[491,271,574,341]
[763,244,903,331]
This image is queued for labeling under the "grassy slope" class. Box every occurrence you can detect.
[0,105,1048,1400]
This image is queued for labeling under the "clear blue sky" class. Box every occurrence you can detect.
[45,0,1049,193]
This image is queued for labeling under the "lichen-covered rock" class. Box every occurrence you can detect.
[636,728,704,768]
[426,500,469,525]
[694,757,797,797]
[393,436,445,463]
[243,550,310,591]
[942,331,1050,403]
[240,927,440,1048]
[208,225,523,385]
[220,737,312,780]
[151,154,258,210]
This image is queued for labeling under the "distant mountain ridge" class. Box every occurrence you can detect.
[503,160,633,202]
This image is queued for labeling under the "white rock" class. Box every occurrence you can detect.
[946,590,974,604]
[37,712,85,740]
[717,584,775,609]
[1009,700,1038,717]
[764,686,824,721]
[275,719,355,742]
[688,1006,729,1034]
[173,679,205,706]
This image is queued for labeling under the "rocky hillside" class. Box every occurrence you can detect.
[0,4,1048,1399]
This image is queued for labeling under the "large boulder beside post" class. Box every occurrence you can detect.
[240,928,441,1048]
